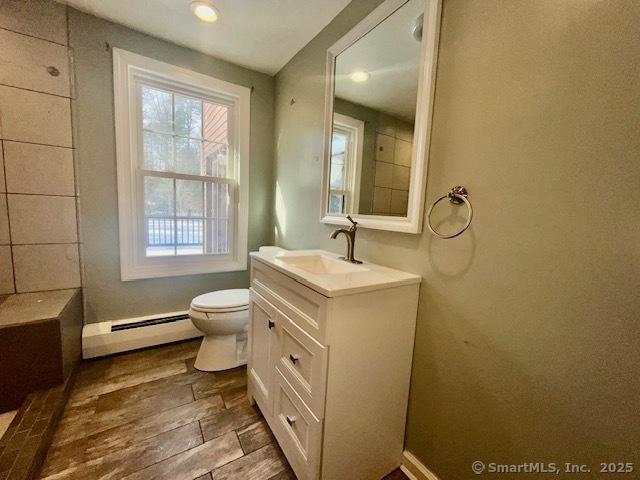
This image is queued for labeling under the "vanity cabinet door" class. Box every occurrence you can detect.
[248,289,278,415]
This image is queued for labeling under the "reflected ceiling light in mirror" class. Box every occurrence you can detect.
[191,1,219,22]
[350,70,370,83]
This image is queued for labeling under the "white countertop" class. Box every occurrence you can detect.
[250,249,421,297]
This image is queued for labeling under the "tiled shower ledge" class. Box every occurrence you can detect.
[0,374,76,480]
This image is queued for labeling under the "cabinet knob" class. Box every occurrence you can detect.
[286,415,296,426]
[268,319,275,330]
[289,353,300,364]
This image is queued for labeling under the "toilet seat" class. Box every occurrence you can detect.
[190,289,249,314]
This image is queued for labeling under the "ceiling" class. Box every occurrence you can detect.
[57,0,352,75]
[335,0,423,122]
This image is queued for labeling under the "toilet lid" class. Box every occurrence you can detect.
[191,289,249,312]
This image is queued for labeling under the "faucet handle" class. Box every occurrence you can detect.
[346,215,358,228]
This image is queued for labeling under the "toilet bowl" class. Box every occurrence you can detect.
[189,289,250,372]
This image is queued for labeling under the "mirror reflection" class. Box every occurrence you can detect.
[328,0,423,217]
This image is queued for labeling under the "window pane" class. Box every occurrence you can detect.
[175,95,202,138]
[144,176,174,216]
[143,132,173,171]
[175,138,202,175]
[176,179,203,218]
[176,220,204,256]
[144,176,174,257]
[146,217,175,256]
[330,132,347,190]
[330,159,345,190]
[204,142,229,177]
[205,183,230,254]
[176,180,204,256]
[142,86,172,133]
[329,193,345,214]
[332,132,347,157]
[203,102,228,143]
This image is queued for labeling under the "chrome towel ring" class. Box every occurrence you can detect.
[426,186,473,239]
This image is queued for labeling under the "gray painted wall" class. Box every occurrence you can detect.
[69,9,275,324]
[274,0,640,478]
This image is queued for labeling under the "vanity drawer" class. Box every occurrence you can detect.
[276,312,327,419]
[271,369,322,480]
[251,259,328,343]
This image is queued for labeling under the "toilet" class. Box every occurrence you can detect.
[189,288,250,372]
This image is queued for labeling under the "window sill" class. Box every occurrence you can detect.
[120,255,247,281]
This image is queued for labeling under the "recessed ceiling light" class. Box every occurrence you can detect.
[350,71,370,83]
[191,1,219,23]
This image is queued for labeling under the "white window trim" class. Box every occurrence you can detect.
[331,113,364,213]
[113,48,250,281]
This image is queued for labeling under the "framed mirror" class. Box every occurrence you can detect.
[321,0,441,233]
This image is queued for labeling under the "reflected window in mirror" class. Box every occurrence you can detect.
[329,130,348,214]
[328,113,364,214]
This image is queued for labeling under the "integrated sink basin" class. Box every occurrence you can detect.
[275,254,368,275]
[250,249,421,297]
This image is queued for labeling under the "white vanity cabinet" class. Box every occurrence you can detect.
[247,250,421,480]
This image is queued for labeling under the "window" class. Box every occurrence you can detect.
[113,49,250,280]
[328,113,364,214]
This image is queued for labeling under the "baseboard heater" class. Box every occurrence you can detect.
[82,310,202,359]
[110,313,190,331]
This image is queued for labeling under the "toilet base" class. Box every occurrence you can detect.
[194,333,247,372]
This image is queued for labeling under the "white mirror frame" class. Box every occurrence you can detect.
[320,0,441,234]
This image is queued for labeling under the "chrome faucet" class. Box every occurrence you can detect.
[330,215,363,264]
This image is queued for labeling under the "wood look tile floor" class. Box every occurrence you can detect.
[39,340,409,480]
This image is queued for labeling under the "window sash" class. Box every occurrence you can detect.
[136,172,237,260]
[138,82,236,180]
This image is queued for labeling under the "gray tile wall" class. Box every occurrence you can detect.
[0,0,81,293]
[372,117,413,216]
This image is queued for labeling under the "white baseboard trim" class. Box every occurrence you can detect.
[401,451,441,480]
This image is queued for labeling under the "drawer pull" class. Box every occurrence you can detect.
[286,415,297,426]
[268,319,275,330]
[289,353,300,364]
